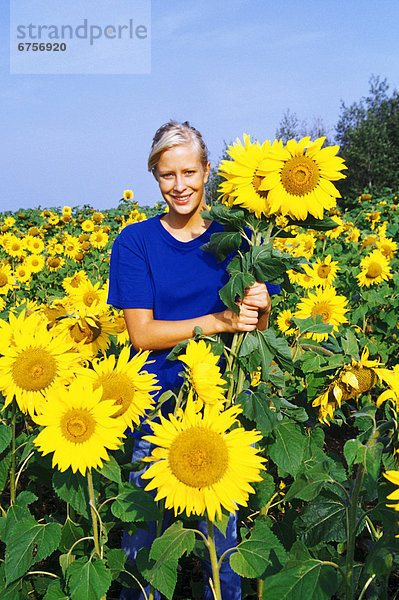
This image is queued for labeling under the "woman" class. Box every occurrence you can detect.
[108,121,276,599]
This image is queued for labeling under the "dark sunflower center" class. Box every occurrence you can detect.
[61,409,95,443]
[366,262,383,279]
[280,155,320,196]
[11,347,57,391]
[317,264,331,279]
[0,273,8,287]
[311,302,332,323]
[168,427,228,488]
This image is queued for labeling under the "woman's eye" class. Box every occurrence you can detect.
[185,170,195,175]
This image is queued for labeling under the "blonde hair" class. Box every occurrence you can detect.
[148,120,209,174]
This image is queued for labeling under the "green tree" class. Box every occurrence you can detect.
[335,75,399,203]
[205,143,230,205]
[276,109,331,144]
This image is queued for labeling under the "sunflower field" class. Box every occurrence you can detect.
[0,135,399,600]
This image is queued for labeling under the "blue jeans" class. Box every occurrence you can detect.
[120,436,241,600]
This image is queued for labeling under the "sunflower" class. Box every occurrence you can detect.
[356,250,393,287]
[365,211,381,230]
[294,287,349,342]
[81,220,95,233]
[360,235,377,251]
[62,206,72,216]
[26,236,45,255]
[13,264,32,284]
[324,216,345,239]
[256,137,347,220]
[312,347,381,424]
[384,471,399,513]
[0,263,14,295]
[178,340,227,409]
[63,235,81,259]
[346,227,360,243]
[0,311,85,415]
[46,256,65,272]
[376,237,397,260]
[84,346,160,429]
[124,190,134,200]
[141,400,265,521]
[55,311,116,358]
[287,269,316,289]
[217,134,272,217]
[277,309,296,336]
[5,236,26,259]
[67,281,108,315]
[293,232,316,260]
[62,270,89,295]
[375,364,399,409]
[24,254,45,274]
[113,310,130,345]
[32,380,126,475]
[89,230,109,249]
[303,255,339,288]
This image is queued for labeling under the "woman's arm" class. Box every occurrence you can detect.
[123,303,261,351]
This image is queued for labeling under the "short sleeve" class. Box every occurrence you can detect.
[107,233,154,309]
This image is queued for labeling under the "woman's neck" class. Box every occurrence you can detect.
[160,204,211,242]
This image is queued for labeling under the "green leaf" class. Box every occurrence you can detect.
[284,464,332,502]
[297,495,347,547]
[43,580,70,600]
[201,231,242,261]
[251,246,287,282]
[0,450,11,493]
[213,511,230,537]
[5,520,61,584]
[344,439,365,469]
[203,205,246,228]
[15,491,38,507]
[67,558,112,600]
[341,329,359,358]
[237,387,278,435]
[58,519,85,554]
[145,521,196,600]
[0,424,11,454]
[268,421,306,477]
[288,213,343,231]
[52,470,90,519]
[111,482,161,522]
[105,548,127,579]
[219,271,255,314]
[261,559,338,599]
[0,504,34,544]
[257,329,294,373]
[251,472,276,509]
[230,518,287,578]
[292,315,334,336]
[97,455,122,484]
[238,331,259,357]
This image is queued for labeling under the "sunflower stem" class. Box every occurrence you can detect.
[10,401,17,506]
[226,332,243,406]
[87,470,102,560]
[206,516,222,600]
[345,426,379,600]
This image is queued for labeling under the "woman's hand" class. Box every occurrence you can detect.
[242,282,271,315]
[221,282,272,333]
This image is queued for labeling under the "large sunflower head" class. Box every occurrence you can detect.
[33,380,126,475]
[0,311,86,416]
[178,340,226,409]
[0,263,14,295]
[294,287,349,342]
[55,311,116,358]
[85,346,160,429]
[217,134,272,217]
[356,250,393,288]
[256,136,347,220]
[141,401,265,521]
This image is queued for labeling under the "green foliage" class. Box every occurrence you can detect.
[335,75,399,202]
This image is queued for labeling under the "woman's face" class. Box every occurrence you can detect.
[155,142,210,219]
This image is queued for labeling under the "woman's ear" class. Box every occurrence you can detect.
[203,161,211,184]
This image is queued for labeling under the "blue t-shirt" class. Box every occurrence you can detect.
[107,215,280,393]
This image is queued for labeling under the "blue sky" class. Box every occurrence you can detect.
[1,0,399,213]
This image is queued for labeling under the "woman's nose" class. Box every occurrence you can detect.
[173,175,186,191]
